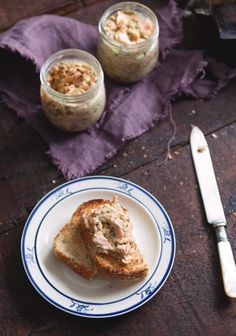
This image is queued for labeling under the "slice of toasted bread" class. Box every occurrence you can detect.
[53,209,97,280]
[78,197,149,280]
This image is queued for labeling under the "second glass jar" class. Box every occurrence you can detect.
[97,2,159,83]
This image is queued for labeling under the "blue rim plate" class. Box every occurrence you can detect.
[21,176,175,318]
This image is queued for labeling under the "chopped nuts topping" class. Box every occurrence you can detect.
[46,61,97,95]
[104,9,155,45]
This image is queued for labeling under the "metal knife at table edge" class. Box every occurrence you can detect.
[190,126,236,298]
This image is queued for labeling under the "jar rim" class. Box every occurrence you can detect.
[40,49,104,102]
[98,1,159,51]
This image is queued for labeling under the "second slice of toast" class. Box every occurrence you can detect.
[53,208,97,280]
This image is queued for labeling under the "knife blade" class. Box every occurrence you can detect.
[190,126,236,298]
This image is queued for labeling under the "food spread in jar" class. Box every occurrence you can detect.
[40,58,105,132]
[46,61,97,96]
[98,5,159,83]
[104,9,155,45]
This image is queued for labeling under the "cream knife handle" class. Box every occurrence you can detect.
[215,226,236,298]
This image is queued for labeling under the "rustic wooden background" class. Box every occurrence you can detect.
[0,0,236,335]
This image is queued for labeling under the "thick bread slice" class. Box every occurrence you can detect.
[53,210,97,280]
[78,198,149,280]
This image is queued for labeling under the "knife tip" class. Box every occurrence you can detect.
[191,125,200,132]
[190,126,201,139]
[190,126,207,150]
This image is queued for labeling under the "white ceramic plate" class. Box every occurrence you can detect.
[21,176,175,318]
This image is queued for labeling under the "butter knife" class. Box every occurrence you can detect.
[190,126,236,298]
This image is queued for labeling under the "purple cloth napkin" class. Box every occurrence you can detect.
[0,0,235,179]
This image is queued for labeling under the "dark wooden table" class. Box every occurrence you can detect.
[1,1,236,335]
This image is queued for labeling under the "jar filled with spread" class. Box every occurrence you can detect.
[97,2,159,83]
[40,49,106,132]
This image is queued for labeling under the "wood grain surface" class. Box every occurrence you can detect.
[0,0,236,335]
[0,0,84,32]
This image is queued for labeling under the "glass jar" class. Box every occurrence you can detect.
[97,2,159,83]
[40,49,106,132]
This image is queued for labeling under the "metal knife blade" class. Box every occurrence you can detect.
[190,126,226,226]
[190,126,236,298]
